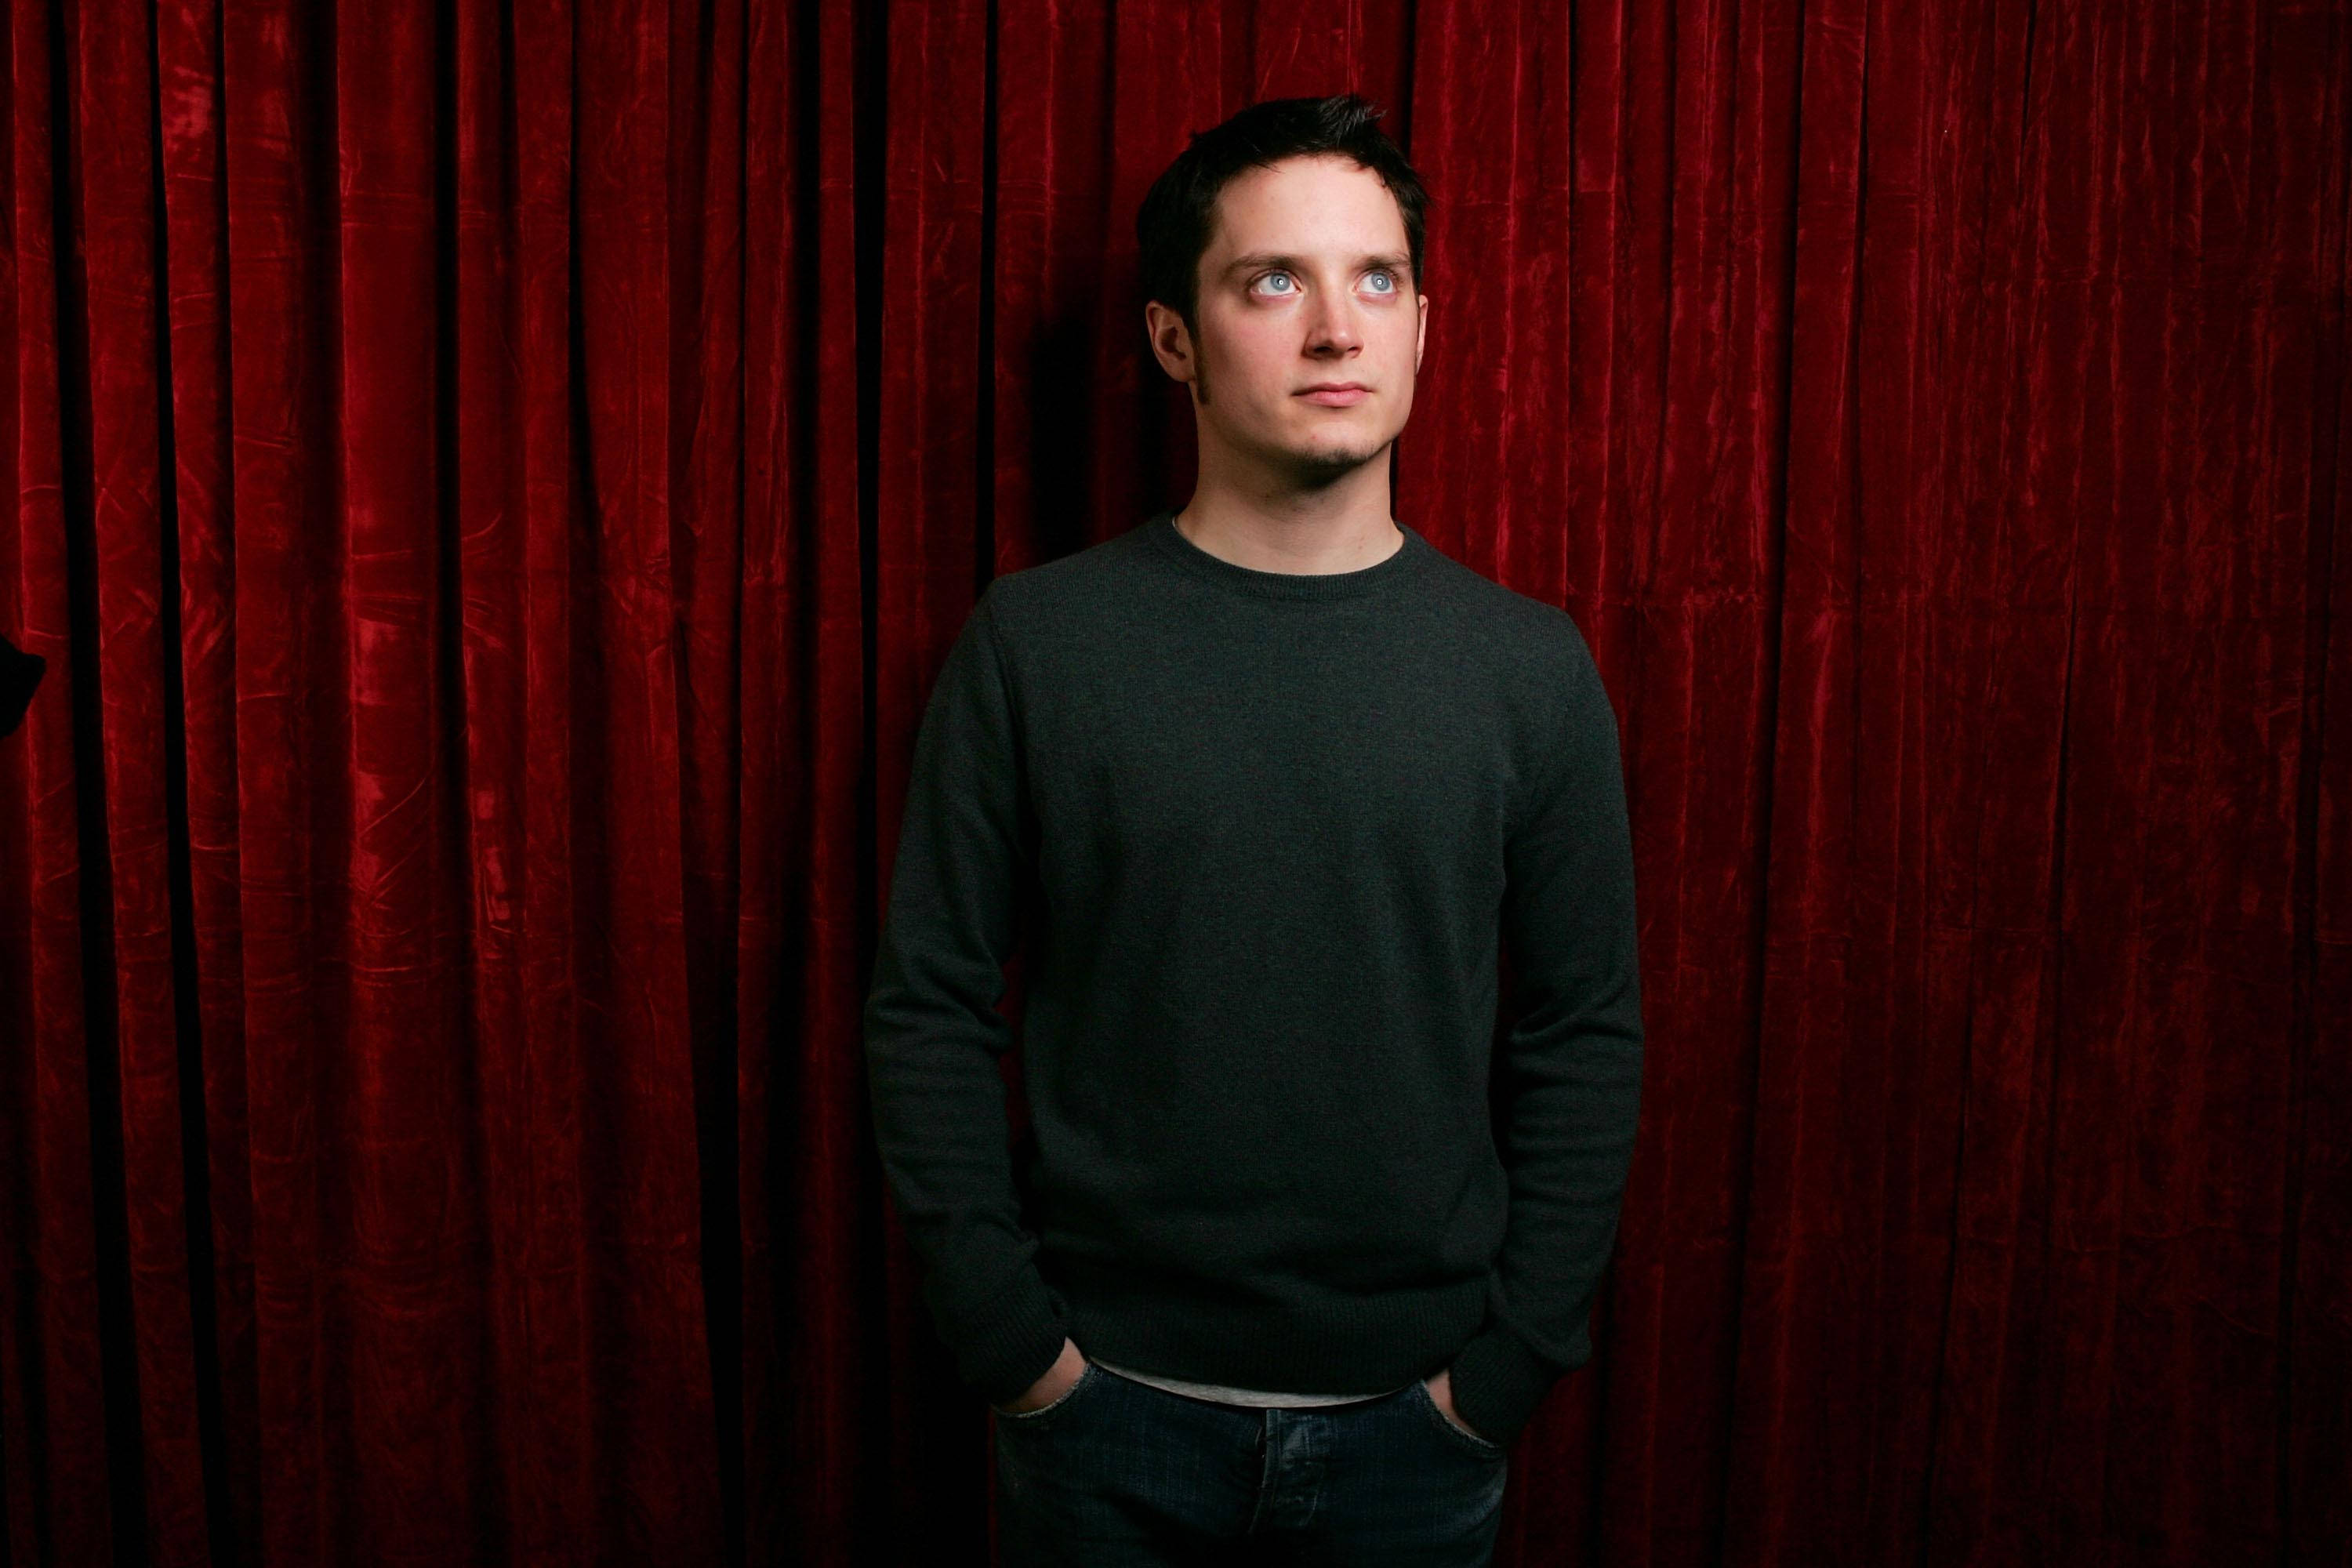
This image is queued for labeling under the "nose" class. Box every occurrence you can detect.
[1303,290,1363,355]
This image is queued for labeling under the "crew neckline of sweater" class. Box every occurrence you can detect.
[1142,506,1434,601]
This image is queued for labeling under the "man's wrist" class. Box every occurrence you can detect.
[1445,1323,1562,1449]
[956,1272,1069,1409]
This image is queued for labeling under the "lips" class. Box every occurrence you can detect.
[1298,385,1368,407]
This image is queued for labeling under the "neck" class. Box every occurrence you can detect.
[1171,451,1392,580]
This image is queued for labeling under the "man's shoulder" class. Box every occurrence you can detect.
[981,521,1152,628]
[1412,544,1598,680]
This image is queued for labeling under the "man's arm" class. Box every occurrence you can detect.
[862,585,1069,1408]
[1446,631,1646,1449]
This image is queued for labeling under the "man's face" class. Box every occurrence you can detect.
[1155,154,1428,488]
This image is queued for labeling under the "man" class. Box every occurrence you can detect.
[862,93,1644,1564]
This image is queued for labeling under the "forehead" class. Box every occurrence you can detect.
[1202,155,1409,260]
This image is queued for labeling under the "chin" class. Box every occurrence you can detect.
[1309,426,1397,464]
[1285,446,1385,484]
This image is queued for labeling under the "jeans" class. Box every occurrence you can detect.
[991,1360,1508,1565]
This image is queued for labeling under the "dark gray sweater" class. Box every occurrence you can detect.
[862,507,1644,1448]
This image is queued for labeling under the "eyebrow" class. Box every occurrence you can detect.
[1221,250,1414,280]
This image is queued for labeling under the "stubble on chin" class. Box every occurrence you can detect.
[1289,404,1397,483]
[1290,440,1377,485]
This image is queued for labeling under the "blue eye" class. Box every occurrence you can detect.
[1251,267,1402,296]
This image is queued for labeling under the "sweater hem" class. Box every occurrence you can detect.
[1051,1254,1489,1398]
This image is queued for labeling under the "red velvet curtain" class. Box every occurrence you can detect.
[2,0,2347,1563]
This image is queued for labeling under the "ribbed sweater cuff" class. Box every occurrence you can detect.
[1446,1321,1566,1450]
[956,1270,1069,1409]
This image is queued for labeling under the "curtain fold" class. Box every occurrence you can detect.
[1,0,2345,1563]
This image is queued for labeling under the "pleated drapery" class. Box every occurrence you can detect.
[2,0,2347,1564]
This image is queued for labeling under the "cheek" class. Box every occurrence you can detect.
[1224,325,1295,385]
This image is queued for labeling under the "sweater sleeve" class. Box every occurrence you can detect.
[1445,632,1646,1450]
[862,586,1069,1408]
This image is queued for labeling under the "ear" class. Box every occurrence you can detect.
[1415,292,1428,373]
[1144,300,1196,386]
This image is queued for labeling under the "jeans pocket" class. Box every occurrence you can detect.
[1411,1377,1506,1457]
[993,1360,1102,1425]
